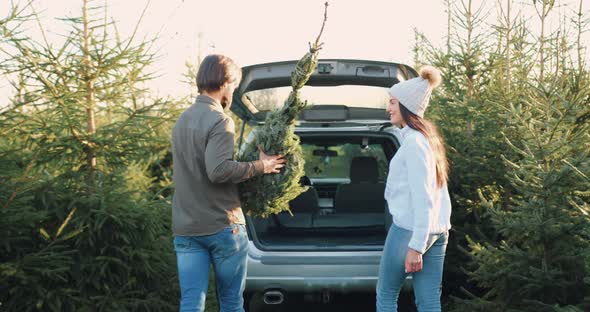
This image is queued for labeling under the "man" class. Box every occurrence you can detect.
[171,54,286,312]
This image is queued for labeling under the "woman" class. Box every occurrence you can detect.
[377,66,452,312]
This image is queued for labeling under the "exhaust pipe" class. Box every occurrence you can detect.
[263,290,285,305]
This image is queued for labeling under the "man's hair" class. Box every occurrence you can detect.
[196,54,242,93]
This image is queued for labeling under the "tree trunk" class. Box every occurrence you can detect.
[505,0,511,94]
[82,0,97,181]
[447,0,452,55]
[576,0,584,76]
[465,0,474,138]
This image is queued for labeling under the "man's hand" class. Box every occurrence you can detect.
[258,145,287,174]
[405,248,423,273]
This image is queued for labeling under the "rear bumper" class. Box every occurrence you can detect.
[245,241,412,293]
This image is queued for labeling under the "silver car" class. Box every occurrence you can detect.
[231,59,418,310]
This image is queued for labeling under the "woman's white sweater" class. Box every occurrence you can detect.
[385,126,452,254]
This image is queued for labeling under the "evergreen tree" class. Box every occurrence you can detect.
[413,1,590,309]
[0,1,181,310]
[449,0,590,310]
[238,2,329,217]
[455,61,590,312]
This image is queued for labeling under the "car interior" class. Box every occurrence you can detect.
[249,134,397,249]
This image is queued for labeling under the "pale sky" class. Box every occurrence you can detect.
[1,0,588,101]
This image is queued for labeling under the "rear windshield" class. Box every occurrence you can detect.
[242,85,390,112]
[302,143,389,181]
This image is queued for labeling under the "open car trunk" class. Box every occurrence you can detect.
[244,132,399,251]
[234,59,416,251]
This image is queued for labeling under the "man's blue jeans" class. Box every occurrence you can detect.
[376,223,449,312]
[174,224,249,312]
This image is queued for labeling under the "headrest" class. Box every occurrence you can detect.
[350,157,378,184]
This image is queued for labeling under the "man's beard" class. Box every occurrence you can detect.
[221,94,232,109]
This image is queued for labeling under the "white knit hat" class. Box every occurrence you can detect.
[387,66,442,118]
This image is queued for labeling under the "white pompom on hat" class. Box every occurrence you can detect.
[387,65,442,118]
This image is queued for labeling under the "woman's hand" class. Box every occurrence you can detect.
[405,248,423,273]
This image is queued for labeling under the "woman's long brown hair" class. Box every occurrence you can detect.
[400,104,449,188]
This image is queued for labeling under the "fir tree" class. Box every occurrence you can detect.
[238,2,329,217]
[451,1,590,310]
[0,1,181,310]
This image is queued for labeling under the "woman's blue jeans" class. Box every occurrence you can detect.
[377,223,449,312]
[174,224,249,312]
